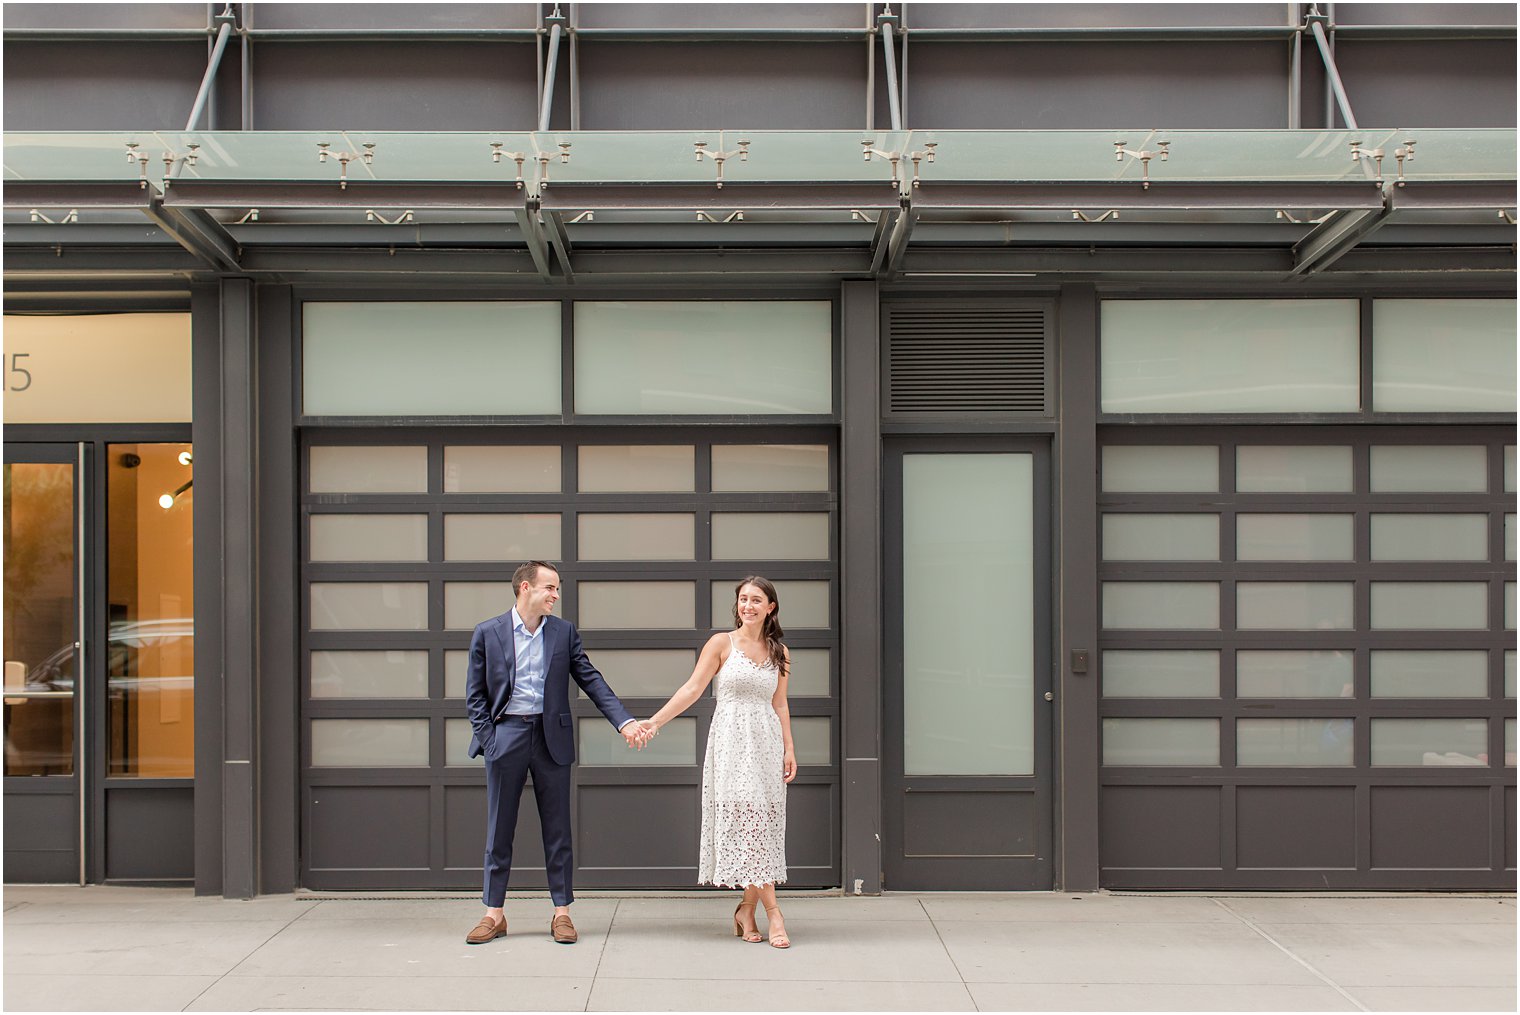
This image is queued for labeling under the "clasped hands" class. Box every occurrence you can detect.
[620,719,662,750]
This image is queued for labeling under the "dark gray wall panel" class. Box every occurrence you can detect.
[3,3,206,31]
[1236,786,1356,870]
[1370,786,1491,869]
[2,42,203,130]
[1101,787,1222,868]
[248,3,537,31]
[1336,4,1516,26]
[784,782,837,871]
[907,4,1290,29]
[904,43,1286,128]
[308,786,429,870]
[250,44,538,130]
[444,784,488,870]
[105,788,193,880]
[578,4,864,29]
[3,792,75,882]
[577,43,867,129]
[1335,42,1517,128]
[904,791,1035,856]
[578,785,699,869]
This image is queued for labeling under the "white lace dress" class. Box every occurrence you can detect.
[698,636,787,888]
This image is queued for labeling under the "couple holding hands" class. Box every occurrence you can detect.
[464,561,795,950]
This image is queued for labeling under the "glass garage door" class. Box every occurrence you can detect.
[299,429,840,890]
[1098,427,1516,890]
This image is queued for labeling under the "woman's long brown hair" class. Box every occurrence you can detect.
[731,575,788,680]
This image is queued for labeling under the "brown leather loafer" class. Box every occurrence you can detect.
[465,914,506,944]
[550,914,577,944]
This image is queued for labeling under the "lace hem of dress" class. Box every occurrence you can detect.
[700,874,789,890]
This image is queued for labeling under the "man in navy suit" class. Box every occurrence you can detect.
[464,560,648,945]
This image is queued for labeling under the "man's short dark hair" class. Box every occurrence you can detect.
[513,560,558,591]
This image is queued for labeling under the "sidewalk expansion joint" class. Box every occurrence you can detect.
[1209,897,1370,1013]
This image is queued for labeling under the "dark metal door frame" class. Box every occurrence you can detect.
[882,435,1055,890]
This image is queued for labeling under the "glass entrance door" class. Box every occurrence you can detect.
[3,444,83,883]
[883,438,1053,889]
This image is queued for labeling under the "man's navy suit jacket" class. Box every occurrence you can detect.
[464,611,634,766]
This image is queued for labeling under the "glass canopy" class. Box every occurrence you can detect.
[4,129,1514,188]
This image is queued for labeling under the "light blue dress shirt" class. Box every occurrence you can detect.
[503,607,548,715]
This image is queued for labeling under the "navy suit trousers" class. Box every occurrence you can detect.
[482,714,574,908]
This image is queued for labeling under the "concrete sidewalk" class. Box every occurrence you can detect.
[3,887,1515,1013]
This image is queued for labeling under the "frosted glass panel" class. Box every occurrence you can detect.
[790,717,831,765]
[1101,650,1219,698]
[579,513,695,561]
[580,649,694,698]
[445,718,482,767]
[303,302,560,415]
[444,650,468,698]
[1103,718,1219,766]
[1371,514,1488,562]
[1237,650,1354,698]
[1102,582,1219,630]
[1102,514,1219,561]
[1371,651,1488,698]
[1508,720,1516,767]
[712,513,830,561]
[310,719,428,767]
[1371,719,1488,767]
[311,650,428,699]
[1372,299,1517,412]
[1236,445,1353,493]
[580,581,695,629]
[785,648,830,697]
[1507,447,1516,493]
[310,583,428,630]
[309,445,427,493]
[711,580,830,630]
[309,514,428,562]
[712,445,830,491]
[1370,446,1487,492]
[1509,583,1516,631]
[575,302,832,414]
[1237,583,1354,630]
[1507,652,1516,698]
[1237,719,1354,767]
[444,582,515,630]
[903,454,1034,776]
[1237,514,1354,562]
[579,716,695,765]
[444,513,560,562]
[1100,299,1359,412]
[1371,582,1488,630]
[1102,445,1217,492]
[443,445,560,493]
[1507,516,1516,562]
[578,446,694,492]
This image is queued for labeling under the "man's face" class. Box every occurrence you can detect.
[517,568,560,623]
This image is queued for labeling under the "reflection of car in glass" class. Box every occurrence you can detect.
[4,619,194,774]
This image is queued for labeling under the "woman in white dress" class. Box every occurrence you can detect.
[640,576,796,948]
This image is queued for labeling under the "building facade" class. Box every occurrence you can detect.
[2,2,1515,897]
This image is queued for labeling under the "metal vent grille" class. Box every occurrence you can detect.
[886,303,1049,414]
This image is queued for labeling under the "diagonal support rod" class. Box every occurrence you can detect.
[881,203,917,278]
[878,7,903,130]
[539,12,567,131]
[1306,6,1357,129]
[186,6,237,130]
[514,205,556,281]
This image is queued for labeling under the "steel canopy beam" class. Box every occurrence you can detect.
[160,180,532,210]
[912,181,1386,211]
[512,208,555,281]
[143,201,242,271]
[539,209,575,281]
[1388,181,1519,211]
[2,182,158,209]
[537,183,901,212]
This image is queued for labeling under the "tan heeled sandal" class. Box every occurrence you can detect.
[733,902,762,943]
[763,905,790,949]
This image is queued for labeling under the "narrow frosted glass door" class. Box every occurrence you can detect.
[903,454,1034,776]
